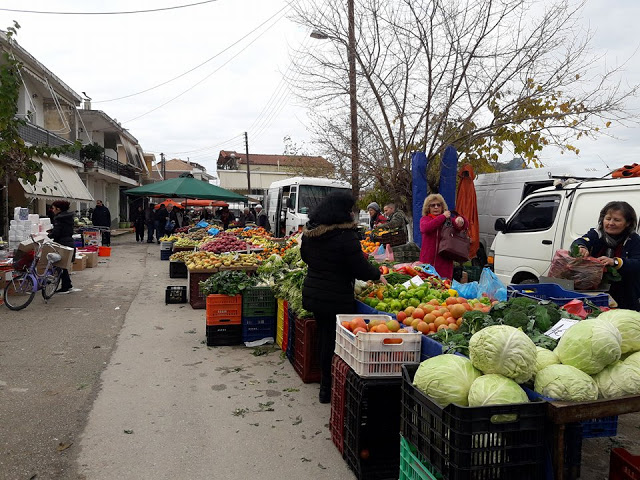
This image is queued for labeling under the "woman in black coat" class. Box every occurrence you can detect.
[48,200,76,293]
[301,191,386,403]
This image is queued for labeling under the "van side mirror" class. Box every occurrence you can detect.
[494,218,507,233]
[286,197,293,209]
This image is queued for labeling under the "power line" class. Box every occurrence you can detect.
[94,4,289,103]
[0,0,219,15]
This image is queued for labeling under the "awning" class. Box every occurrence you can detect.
[20,157,94,202]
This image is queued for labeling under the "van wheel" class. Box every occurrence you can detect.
[512,273,539,284]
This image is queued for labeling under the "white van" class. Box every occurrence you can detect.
[474,166,609,264]
[491,177,640,285]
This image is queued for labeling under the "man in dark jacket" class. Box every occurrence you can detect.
[91,200,111,246]
[154,204,168,243]
[48,200,76,294]
[301,191,386,403]
[145,203,155,243]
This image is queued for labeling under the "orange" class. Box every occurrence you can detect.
[376,324,390,333]
[449,304,467,319]
[434,317,448,329]
[445,297,458,305]
[442,311,452,319]
[412,308,425,320]
[424,313,436,324]
[416,322,429,333]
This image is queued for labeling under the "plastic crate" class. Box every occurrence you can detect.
[205,294,242,326]
[165,286,187,304]
[399,436,440,480]
[344,368,403,480]
[330,355,351,456]
[373,228,408,246]
[401,364,547,480]
[275,299,288,348]
[188,271,216,309]
[335,315,421,377]
[292,315,321,384]
[282,304,290,352]
[610,448,640,480]
[242,286,276,317]
[356,300,397,319]
[286,306,295,363]
[169,261,188,279]
[524,387,618,439]
[160,249,172,261]
[463,265,482,282]
[206,324,242,346]
[393,243,421,263]
[160,241,173,250]
[241,315,276,343]
[508,283,609,308]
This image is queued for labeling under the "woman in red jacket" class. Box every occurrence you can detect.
[419,194,467,279]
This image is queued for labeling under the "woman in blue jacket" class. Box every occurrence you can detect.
[572,201,640,310]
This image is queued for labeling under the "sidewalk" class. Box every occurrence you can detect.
[76,242,353,480]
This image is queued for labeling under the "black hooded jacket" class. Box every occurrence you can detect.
[48,210,75,249]
[301,221,380,315]
[92,205,111,227]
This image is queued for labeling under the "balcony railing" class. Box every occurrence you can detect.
[84,154,139,181]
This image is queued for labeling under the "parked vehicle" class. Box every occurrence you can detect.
[491,176,640,285]
[474,165,608,265]
[265,177,351,237]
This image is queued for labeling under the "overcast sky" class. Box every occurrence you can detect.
[1,0,639,175]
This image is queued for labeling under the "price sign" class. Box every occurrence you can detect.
[544,318,580,340]
[402,275,424,289]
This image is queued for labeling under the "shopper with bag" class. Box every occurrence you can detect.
[301,191,387,404]
[418,193,468,279]
[48,200,77,294]
[572,201,640,310]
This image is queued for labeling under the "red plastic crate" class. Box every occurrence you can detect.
[205,294,242,325]
[330,355,351,456]
[188,272,216,309]
[611,448,640,480]
[282,305,289,352]
[292,315,321,383]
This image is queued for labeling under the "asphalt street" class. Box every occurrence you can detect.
[1,234,638,480]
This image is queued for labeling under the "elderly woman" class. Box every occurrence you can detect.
[419,194,468,279]
[366,202,387,229]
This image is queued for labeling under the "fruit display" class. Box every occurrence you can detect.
[169,251,193,262]
[339,316,408,334]
[185,251,220,271]
[361,239,381,254]
[173,237,200,248]
[215,252,260,268]
[159,234,181,242]
[199,235,255,253]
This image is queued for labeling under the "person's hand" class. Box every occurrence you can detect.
[597,256,614,267]
[443,210,451,219]
[378,275,388,285]
[454,216,464,227]
[577,246,589,258]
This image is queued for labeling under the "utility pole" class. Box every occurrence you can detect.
[244,132,251,199]
[160,152,166,180]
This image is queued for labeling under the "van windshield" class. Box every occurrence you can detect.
[298,185,349,214]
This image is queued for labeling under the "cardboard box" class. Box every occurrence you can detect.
[80,250,98,268]
[72,255,87,271]
[37,242,74,271]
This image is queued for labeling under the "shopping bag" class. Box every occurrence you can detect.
[547,249,604,290]
[165,220,175,233]
[478,267,507,301]
[195,220,209,228]
[452,279,480,299]
[438,218,470,263]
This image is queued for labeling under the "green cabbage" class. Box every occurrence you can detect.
[468,374,529,406]
[598,309,640,354]
[469,325,537,383]
[625,351,640,371]
[554,318,621,375]
[535,347,560,376]
[592,360,640,399]
[413,355,482,407]
[534,364,598,401]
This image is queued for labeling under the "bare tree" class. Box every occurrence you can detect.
[289,0,637,208]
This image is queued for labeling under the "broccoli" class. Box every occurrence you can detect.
[508,297,539,309]
[503,310,530,329]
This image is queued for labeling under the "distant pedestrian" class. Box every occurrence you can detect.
[92,200,111,246]
[134,206,146,242]
[145,203,155,243]
[154,204,167,243]
[255,204,270,232]
[48,200,77,294]
[239,208,255,227]
[219,206,235,230]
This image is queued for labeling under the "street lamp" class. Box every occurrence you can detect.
[310,0,359,206]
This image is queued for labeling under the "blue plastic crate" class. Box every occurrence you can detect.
[524,387,618,438]
[508,283,608,308]
[241,315,276,343]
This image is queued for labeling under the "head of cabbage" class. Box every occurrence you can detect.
[534,364,598,401]
[597,309,640,354]
[625,351,640,372]
[592,360,640,399]
[468,374,529,407]
[469,325,537,383]
[413,354,481,407]
[535,347,559,376]
[554,318,621,375]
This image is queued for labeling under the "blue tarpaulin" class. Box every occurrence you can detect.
[439,146,458,211]
[411,151,428,247]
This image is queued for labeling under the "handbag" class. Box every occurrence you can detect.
[438,216,470,263]
[165,219,175,233]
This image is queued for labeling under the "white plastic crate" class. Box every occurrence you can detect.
[334,315,421,377]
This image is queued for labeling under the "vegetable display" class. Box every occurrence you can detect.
[535,347,560,376]
[467,374,529,407]
[598,309,640,354]
[592,360,640,399]
[199,270,258,296]
[534,364,599,402]
[413,354,481,407]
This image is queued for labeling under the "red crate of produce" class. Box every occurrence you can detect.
[610,448,640,480]
[188,271,216,309]
[293,315,321,383]
[330,355,351,456]
[205,294,241,325]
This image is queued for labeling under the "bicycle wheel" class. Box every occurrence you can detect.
[42,268,62,300]
[4,274,37,311]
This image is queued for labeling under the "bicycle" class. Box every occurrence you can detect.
[4,237,65,311]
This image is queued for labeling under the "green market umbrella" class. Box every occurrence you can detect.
[125,173,247,202]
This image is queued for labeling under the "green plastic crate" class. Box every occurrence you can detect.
[242,286,276,317]
[399,436,441,480]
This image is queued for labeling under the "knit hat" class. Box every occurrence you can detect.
[255,204,263,209]
[367,202,381,212]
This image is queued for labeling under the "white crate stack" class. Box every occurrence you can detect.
[8,207,52,251]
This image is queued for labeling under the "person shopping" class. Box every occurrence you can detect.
[366,202,387,229]
[301,191,387,403]
[48,200,77,294]
[572,201,640,310]
[418,194,468,279]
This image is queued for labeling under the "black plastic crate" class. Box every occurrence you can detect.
[169,261,188,278]
[241,315,276,343]
[401,364,547,480]
[344,368,402,480]
[206,324,242,346]
[160,249,172,261]
[242,286,276,317]
[165,286,187,304]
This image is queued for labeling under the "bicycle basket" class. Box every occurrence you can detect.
[12,249,35,271]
